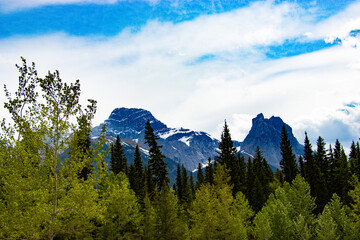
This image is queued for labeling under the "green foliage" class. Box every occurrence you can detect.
[316,194,357,240]
[254,175,315,240]
[3,58,360,240]
[189,164,251,239]
[348,177,360,230]
[154,185,188,240]
[97,172,142,239]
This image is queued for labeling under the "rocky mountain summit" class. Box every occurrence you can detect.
[92,108,303,171]
[92,108,221,170]
[241,113,304,168]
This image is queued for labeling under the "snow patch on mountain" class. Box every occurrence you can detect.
[179,136,192,147]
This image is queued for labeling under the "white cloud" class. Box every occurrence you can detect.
[0,0,160,12]
[1,0,360,148]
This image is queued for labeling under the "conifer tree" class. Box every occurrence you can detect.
[181,164,192,208]
[314,136,330,210]
[175,164,182,201]
[248,147,273,212]
[204,157,214,185]
[215,120,237,167]
[280,124,298,183]
[145,120,169,191]
[349,141,360,178]
[131,145,144,200]
[110,135,127,175]
[303,132,324,212]
[190,172,195,199]
[332,139,351,205]
[232,154,246,195]
[195,163,204,190]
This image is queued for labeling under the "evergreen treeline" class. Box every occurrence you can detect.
[1,58,360,239]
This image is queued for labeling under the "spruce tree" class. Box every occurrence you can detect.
[175,164,182,201]
[303,133,327,213]
[144,120,169,191]
[133,145,144,201]
[204,158,214,185]
[215,120,237,167]
[181,164,192,208]
[314,136,330,209]
[280,124,299,183]
[195,163,204,190]
[332,140,351,205]
[110,135,127,175]
[349,141,360,178]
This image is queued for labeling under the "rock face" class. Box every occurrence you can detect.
[241,113,304,168]
[92,107,220,171]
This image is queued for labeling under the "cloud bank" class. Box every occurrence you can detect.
[0,0,360,148]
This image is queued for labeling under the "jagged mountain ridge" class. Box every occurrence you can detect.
[92,108,303,171]
[92,108,224,170]
[241,113,304,168]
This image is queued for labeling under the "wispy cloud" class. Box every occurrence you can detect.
[0,0,359,148]
[0,0,160,12]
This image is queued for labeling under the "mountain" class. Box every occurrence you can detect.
[92,108,222,171]
[92,108,304,173]
[240,113,304,168]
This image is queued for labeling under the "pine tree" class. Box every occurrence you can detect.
[280,124,299,183]
[145,120,169,191]
[216,120,241,195]
[332,140,351,205]
[110,135,127,175]
[314,136,330,210]
[195,163,204,190]
[204,157,214,185]
[181,165,192,208]
[303,132,324,212]
[132,145,145,201]
[215,120,237,167]
[349,141,360,178]
[248,146,273,212]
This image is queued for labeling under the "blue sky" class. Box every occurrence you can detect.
[1,0,360,149]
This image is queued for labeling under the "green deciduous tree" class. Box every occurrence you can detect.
[0,57,102,239]
[97,172,142,239]
[254,175,315,240]
[316,194,357,240]
[189,164,252,239]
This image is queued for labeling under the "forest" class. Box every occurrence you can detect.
[1,58,360,239]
